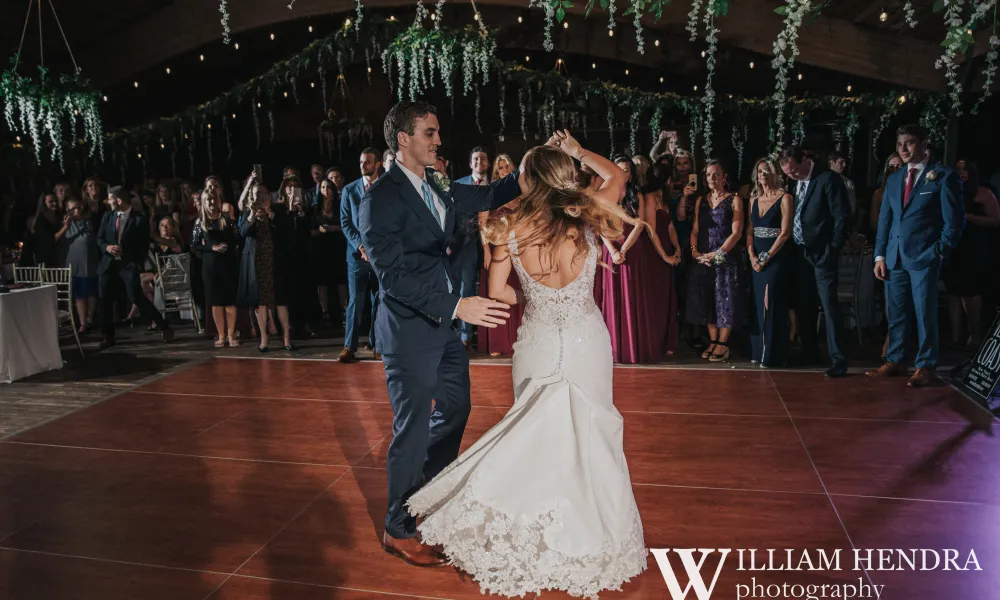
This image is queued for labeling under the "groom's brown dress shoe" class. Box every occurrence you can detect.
[382,532,447,567]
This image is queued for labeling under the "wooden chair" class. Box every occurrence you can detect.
[39,266,85,359]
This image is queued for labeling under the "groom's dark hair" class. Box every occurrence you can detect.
[896,123,928,142]
[384,101,438,153]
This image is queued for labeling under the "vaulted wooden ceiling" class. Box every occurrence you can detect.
[1,0,989,94]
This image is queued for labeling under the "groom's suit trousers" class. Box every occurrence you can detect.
[382,336,472,539]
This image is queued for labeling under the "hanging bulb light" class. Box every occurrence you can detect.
[592,63,597,69]
[749,61,755,69]
[693,85,699,91]
[701,50,706,58]
[525,55,530,62]
[308,25,313,32]
[660,77,664,83]
[207,124,212,130]
[655,40,660,47]
[310,82,315,88]
[518,16,523,23]
[345,18,352,27]
[625,69,629,75]
[879,10,888,22]
[160,143,165,149]
[137,153,143,159]
[231,113,236,119]
[270,32,275,40]
[103,95,108,102]
[563,22,568,29]
[797,72,803,80]
[234,42,239,50]
[898,95,907,104]
[165,67,171,74]
[608,29,614,37]
[133,81,139,88]
[283,91,288,98]
[199,54,205,61]
[847,84,853,92]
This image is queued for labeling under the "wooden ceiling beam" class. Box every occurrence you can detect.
[82,0,946,91]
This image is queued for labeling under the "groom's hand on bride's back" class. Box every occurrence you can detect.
[456,297,509,328]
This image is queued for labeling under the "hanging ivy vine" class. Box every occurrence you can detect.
[771,0,811,152]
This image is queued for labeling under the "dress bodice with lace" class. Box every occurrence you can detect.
[407,227,646,599]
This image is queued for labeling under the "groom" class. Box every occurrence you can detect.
[359,101,521,566]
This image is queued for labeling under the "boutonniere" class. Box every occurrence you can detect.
[925,170,938,181]
[430,170,451,194]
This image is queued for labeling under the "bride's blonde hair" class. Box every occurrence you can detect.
[481,145,632,270]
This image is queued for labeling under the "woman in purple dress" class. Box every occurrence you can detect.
[685,160,744,362]
[600,158,676,363]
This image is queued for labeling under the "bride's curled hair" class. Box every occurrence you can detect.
[481,145,632,271]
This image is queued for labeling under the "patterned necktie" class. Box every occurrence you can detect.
[116,212,126,243]
[903,167,917,207]
[792,180,807,245]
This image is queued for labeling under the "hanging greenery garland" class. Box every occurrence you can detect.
[731,122,747,180]
[919,93,948,147]
[687,0,704,40]
[219,0,232,44]
[771,0,811,152]
[935,0,969,115]
[871,92,901,158]
[791,109,805,145]
[844,108,859,168]
[972,6,999,114]
[904,1,918,27]
[700,2,724,158]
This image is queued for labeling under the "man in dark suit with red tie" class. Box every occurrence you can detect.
[96,186,173,349]
[868,124,965,387]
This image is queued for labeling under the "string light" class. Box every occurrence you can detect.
[518,16,522,23]
[967,28,973,35]
[797,72,803,80]
[102,95,108,102]
[654,40,660,47]
[345,18,352,27]
[592,63,596,69]
[270,32,275,40]
[608,29,614,37]
[257,102,261,108]
[659,77,664,83]
[165,67,171,74]
[693,85,698,91]
[207,124,212,130]
[474,14,479,21]
[137,153,143,159]
[310,82,315,88]
[234,42,239,50]
[879,10,888,22]
[389,15,396,21]
[701,50,706,58]
[15,136,20,142]
[625,69,629,75]
[525,55,530,62]
[199,54,204,61]
[184,133,189,139]
[73,109,78,115]
[557,58,563,65]
[160,143,165,149]
[847,84,853,92]
[308,25,313,32]
[898,94,907,104]
[749,61,755,69]
[231,113,236,119]
[283,91,288,97]
[563,22,568,29]
[133,81,139,88]
[368,66,372,72]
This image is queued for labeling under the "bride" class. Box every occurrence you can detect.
[406,130,647,598]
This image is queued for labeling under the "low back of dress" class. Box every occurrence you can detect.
[507,229,612,401]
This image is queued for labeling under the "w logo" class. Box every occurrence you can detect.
[649,548,731,600]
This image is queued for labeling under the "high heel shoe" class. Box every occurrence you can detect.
[701,339,718,360]
[709,341,731,362]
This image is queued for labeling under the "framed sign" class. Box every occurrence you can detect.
[956,310,1000,413]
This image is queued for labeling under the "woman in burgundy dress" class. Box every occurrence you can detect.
[599,158,677,363]
[645,164,683,356]
[477,153,524,357]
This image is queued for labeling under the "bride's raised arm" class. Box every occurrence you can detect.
[549,130,623,208]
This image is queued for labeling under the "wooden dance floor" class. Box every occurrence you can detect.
[1,358,997,599]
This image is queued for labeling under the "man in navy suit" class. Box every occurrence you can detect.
[359,102,519,566]
[867,124,965,387]
[452,146,491,346]
[779,144,853,378]
[338,147,382,363]
[96,186,173,350]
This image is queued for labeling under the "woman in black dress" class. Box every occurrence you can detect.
[312,178,347,324]
[192,189,240,347]
[944,159,1000,349]
[746,158,794,368]
[237,178,293,352]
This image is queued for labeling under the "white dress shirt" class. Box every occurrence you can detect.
[396,161,448,228]
[875,159,927,263]
[394,161,459,320]
[115,207,132,244]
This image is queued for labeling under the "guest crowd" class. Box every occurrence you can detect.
[3,124,999,385]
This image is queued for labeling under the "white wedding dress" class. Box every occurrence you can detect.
[407,231,647,598]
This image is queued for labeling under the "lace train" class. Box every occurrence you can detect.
[409,486,647,599]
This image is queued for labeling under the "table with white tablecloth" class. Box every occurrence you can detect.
[0,285,62,383]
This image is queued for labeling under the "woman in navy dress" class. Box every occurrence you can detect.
[684,160,744,362]
[746,158,794,368]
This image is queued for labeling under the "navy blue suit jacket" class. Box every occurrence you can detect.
[96,210,151,275]
[875,162,965,270]
[793,166,852,268]
[359,164,520,354]
[340,178,368,260]
[450,175,489,262]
